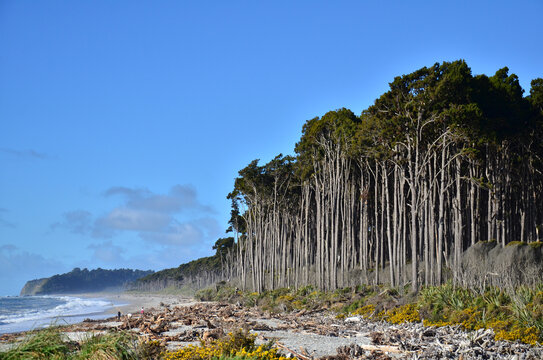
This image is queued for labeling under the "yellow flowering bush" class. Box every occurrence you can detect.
[450,307,483,330]
[423,315,541,345]
[278,295,294,302]
[352,304,375,318]
[382,304,421,324]
[495,326,540,345]
[234,345,290,360]
[162,330,289,360]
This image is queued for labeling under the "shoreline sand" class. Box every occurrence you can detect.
[75,291,196,316]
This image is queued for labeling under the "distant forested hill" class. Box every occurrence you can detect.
[20,268,154,295]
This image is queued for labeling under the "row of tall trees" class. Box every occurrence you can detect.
[225,61,543,292]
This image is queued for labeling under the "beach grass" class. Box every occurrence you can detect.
[0,327,71,360]
[0,327,161,360]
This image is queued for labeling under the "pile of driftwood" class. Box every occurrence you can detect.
[70,302,543,359]
[5,302,543,359]
[97,303,332,341]
[339,318,543,359]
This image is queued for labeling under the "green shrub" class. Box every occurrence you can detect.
[0,327,70,360]
[506,241,527,247]
[0,328,159,360]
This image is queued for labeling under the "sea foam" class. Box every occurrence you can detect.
[0,295,114,334]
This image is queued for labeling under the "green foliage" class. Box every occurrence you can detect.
[530,78,543,114]
[198,284,383,315]
[73,332,142,360]
[478,239,497,244]
[506,241,527,247]
[139,255,222,284]
[418,284,543,345]
[213,238,235,258]
[195,283,241,302]
[232,155,299,205]
[0,327,71,360]
[0,328,159,360]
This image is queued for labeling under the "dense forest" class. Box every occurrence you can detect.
[222,60,543,293]
[20,268,153,295]
[140,60,543,294]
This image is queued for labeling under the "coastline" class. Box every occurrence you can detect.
[3,293,543,358]
[75,291,196,316]
[0,291,195,336]
[0,291,198,353]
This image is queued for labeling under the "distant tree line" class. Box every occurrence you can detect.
[134,237,234,291]
[222,61,543,292]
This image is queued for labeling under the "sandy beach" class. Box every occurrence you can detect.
[76,291,197,317]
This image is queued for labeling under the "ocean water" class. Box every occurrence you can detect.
[0,295,117,334]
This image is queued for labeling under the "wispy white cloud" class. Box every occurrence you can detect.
[93,185,218,241]
[139,221,203,246]
[0,208,16,228]
[96,208,171,232]
[103,184,215,214]
[87,241,125,264]
[80,239,211,271]
[0,244,18,252]
[0,245,67,295]
[49,185,221,254]
[126,245,210,270]
[50,210,93,234]
[0,148,48,160]
[46,184,220,277]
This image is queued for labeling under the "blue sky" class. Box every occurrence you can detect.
[0,0,541,295]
